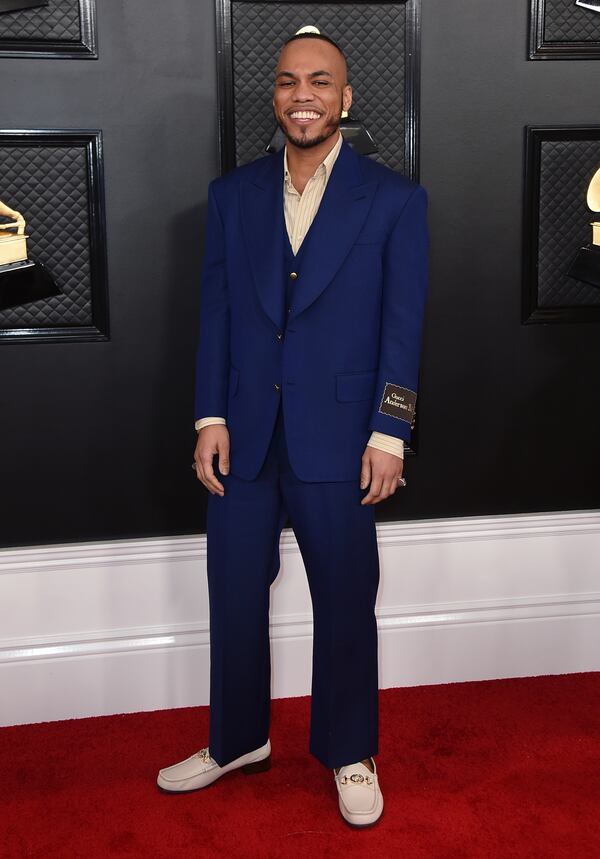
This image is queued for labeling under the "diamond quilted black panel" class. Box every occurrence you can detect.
[231,2,407,172]
[543,0,600,43]
[538,138,600,307]
[0,0,80,41]
[0,144,93,328]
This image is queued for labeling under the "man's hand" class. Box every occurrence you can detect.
[360,446,403,506]
[194,425,230,496]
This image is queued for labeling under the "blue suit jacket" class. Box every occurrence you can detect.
[195,141,429,482]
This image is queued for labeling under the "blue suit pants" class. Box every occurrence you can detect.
[206,403,380,769]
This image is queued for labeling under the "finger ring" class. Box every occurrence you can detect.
[397,476,407,487]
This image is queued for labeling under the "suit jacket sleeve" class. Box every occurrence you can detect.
[368,185,429,442]
[194,181,230,421]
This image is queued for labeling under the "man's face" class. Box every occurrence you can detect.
[273,38,352,150]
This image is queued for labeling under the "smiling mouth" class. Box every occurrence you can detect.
[287,110,322,122]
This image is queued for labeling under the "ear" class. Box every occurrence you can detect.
[342,84,352,113]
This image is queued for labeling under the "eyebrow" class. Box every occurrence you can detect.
[275,70,333,79]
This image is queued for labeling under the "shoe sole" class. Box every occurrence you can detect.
[341,808,384,829]
[339,798,384,829]
[156,753,271,794]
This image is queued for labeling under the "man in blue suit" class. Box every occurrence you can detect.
[157,32,428,827]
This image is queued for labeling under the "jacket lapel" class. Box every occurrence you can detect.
[289,142,378,320]
[240,142,379,329]
[241,149,286,331]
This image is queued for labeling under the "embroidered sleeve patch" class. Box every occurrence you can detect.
[378,383,417,423]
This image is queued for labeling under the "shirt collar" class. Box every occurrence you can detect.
[283,131,343,186]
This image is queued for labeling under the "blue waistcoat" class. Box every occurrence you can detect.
[283,222,308,317]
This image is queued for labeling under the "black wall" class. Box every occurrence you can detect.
[1,0,599,548]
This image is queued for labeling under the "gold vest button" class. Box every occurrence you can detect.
[289,271,298,280]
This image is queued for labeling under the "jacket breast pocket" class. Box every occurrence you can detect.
[335,370,377,402]
[229,365,240,398]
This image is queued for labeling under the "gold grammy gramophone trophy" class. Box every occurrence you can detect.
[266,25,378,157]
[0,199,58,311]
[0,200,28,267]
[567,167,600,289]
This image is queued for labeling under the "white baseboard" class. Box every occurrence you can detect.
[1,510,599,726]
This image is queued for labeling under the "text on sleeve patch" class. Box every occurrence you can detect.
[378,383,417,423]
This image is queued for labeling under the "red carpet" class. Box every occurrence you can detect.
[1,673,599,858]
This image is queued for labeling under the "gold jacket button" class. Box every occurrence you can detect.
[289,271,298,280]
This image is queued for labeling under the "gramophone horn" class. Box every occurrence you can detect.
[587,167,600,213]
[575,1,600,12]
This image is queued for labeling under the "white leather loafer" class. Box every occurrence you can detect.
[157,739,271,793]
[334,758,383,827]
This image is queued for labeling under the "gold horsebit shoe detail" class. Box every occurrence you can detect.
[340,772,374,785]
[196,748,213,765]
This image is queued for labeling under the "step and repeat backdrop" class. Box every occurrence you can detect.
[0,0,599,546]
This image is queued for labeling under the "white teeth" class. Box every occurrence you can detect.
[290,111,321,119]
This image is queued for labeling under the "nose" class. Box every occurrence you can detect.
[292,79,314,102]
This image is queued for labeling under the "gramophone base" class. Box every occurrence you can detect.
[0,1,49,13]
[0,259,59,311]
[566,245,600,290]
[339,119,378,156]
[265,116,378,157]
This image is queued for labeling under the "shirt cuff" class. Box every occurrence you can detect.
[367,431,404,459]
[195,417,227,432]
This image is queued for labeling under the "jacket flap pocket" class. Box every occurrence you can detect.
[336,370,377,402]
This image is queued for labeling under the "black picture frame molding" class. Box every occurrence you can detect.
[529,0,600,60]
[0,0,97,59]
[522,125,600,325]
[0,128,109,344]
[215,0,421,180]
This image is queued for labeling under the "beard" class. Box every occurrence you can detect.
[275,99,343,149]
[279,121,339,149]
